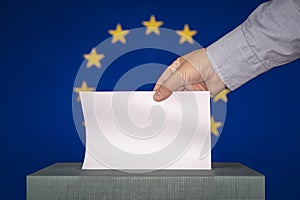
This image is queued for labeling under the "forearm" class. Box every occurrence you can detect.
[207,0,300,90]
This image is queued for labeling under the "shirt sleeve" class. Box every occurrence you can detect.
[206,0,300,90]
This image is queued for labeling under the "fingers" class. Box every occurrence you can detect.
[153,68,186,102]
[153,81,208,102]
[153,85,172,102]
[153,58,182,91]
[153,69,173,92]
[153,52,209,102]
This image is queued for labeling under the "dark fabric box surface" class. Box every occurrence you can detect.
[27,162,265,200]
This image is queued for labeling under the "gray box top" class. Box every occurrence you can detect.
[28,162,264,177]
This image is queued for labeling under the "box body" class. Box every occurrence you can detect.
[27,162,265,200]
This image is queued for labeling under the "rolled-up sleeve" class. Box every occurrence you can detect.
[207,0,300,90]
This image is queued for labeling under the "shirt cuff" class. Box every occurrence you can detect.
[206,24,263,91]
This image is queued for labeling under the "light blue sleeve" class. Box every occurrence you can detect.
[206,0,300,90]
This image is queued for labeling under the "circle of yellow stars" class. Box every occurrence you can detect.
[75,15,229,136]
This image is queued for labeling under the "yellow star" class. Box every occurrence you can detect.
[142,15,163,35]
[108,24,129,44]
[214,89,230,103]
[176,24,197,44]
[73,81,95,102]
[211,116,222,137]
[83,48,105,69]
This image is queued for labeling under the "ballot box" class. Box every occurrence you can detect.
[27,162,265,200]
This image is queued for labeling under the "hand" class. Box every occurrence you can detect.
[153,48,225,102]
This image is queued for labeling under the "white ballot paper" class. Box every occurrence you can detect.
[80,91,211,170]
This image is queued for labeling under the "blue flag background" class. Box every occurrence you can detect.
[1,0,300,199]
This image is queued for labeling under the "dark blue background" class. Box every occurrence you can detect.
[1,0,299,199]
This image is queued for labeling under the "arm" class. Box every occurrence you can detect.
[207,0,300,90]
[153,0,300,101]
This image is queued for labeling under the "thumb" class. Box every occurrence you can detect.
[153,70,185,102]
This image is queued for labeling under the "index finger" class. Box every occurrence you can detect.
[153,57,183,91]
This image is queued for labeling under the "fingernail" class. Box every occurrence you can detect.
[154,92,161,100]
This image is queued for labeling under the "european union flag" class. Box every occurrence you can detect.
[1,0,300,199]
